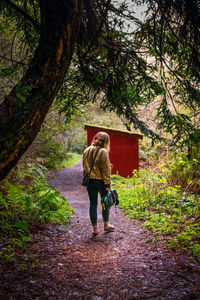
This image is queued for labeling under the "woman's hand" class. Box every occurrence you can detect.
[106,187,110,191]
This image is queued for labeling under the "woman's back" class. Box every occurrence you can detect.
[83,145,111,186]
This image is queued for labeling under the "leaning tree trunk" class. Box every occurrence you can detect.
[0,0,80,180]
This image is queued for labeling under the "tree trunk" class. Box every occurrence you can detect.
[0,0,81,180]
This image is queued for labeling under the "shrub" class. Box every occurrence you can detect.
[165,153,200,194]
[112,169,200,260]
[0,163,73,264]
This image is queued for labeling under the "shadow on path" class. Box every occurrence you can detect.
[1,163,200,299]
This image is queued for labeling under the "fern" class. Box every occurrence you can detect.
[0,193,8,209]
[0,169,73,264]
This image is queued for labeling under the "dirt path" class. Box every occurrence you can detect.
[1,163,200,299]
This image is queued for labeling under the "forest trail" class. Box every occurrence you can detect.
[1,163,200,299]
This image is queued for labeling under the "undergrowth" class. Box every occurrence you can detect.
[59,152,81,169]
[162,152,200,194]
[112,166,200,261]
[0,152,79,264]
[41,140,81,170]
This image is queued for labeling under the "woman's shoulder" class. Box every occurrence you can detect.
[84,145,108,155]
[99,147,108,156]
[83,145,94,154]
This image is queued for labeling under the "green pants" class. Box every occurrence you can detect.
[87,179,109,226]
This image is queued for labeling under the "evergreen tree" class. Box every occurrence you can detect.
[0,0,199,180]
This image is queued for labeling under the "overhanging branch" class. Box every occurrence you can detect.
[2,0,41,32]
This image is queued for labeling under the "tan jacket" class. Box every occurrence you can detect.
[82,145,111,186]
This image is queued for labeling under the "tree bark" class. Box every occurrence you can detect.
[0,0,81,180]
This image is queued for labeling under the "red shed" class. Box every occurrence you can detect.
[84,124,143,177]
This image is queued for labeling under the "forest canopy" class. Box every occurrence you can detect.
[0,0,199,180]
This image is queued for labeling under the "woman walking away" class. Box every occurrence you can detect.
[82,132,115,236]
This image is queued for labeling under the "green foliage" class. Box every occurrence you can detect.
[71,142,85,154]
[0,163,74,264]
[160,152,200,194]
[1,0,199,155]
[42,144,81,170]
[31,132,81,170]
[112,168,200,260]
[0,133,80,264]
[168,222,200,259]
[0,0,40,100]
[59,153,81,169]
[15,85,33,107]
[41,141,68,170]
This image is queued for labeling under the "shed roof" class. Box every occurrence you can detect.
[84,124,143,139]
